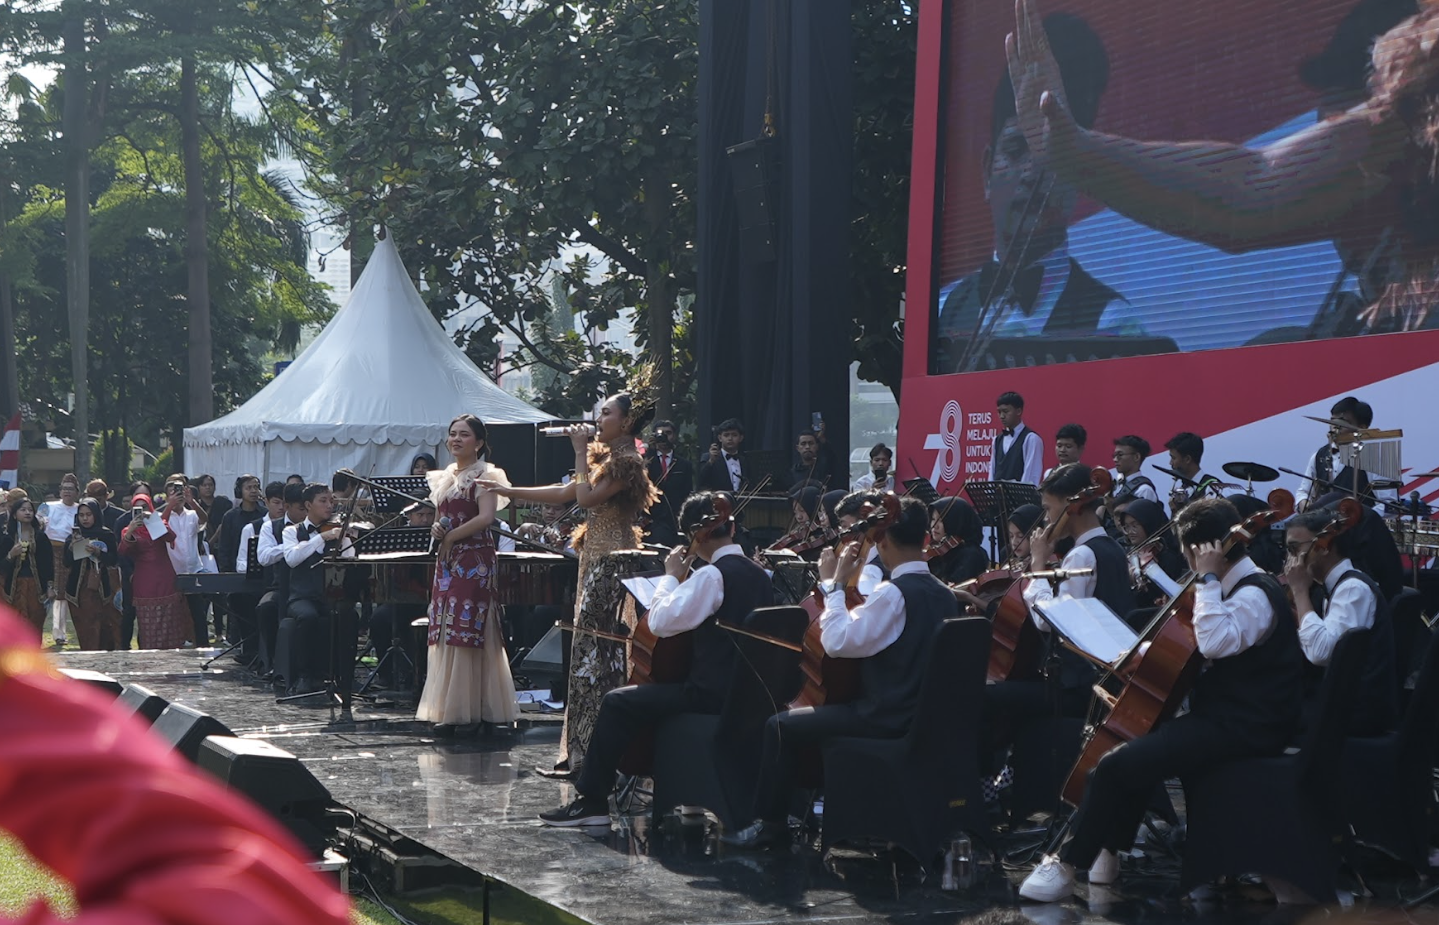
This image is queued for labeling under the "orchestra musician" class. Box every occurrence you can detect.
[952,503,1040,615]
[255,481,304,680]
[990,391,1044,486]
[722,496,954,849]
[1283,508,1398,736]
[279,483,357,696]
[927,497,989,585]
[1115,498,1185,609]
[1163,432,1222,513]
[1294,397,1388,510]
[1020,498,1303,902]
[1109,435,1159,506]
[539,491,773,827]
[833,490,888,595]
[1043,423,1087,479]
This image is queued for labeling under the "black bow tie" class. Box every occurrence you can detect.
[1003,428,1015,437]
[726,454,740,461]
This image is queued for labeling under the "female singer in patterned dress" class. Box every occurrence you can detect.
[417,414,519,735]
[480,393,659,778]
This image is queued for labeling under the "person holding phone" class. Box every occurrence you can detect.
[851,443,896,491]
[119,494,189,649]
[698,418,751,493]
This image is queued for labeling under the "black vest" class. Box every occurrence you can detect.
[1328,570,1398,736]
[857,571,954,731]
[1189,570,1304,751]
[992,427,1037,481]
[685,554,775,704]
[263,518,288,596]
[1111,473,1156,506]
[285,521,327,605]
[1313,446,1371,501]
[1050,533,1137,690]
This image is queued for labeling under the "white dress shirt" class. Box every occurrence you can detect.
[40,501,77,543]
[851,472,896,492]
[1193,556,1276,660]
[282,519,355,567]
[857,545,885,598]
[725,454,743,490]
[1024,526,1105,631]
[820,559,930,658]
[1297,558,1377,666]
[647,544,742,637]
[256,516,292,568]
[235,521,259,574]
[165,508,202,575]
[1296,448,1398,504]
[989,423,1044,485]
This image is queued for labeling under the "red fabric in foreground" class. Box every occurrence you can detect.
[0,603,351,925]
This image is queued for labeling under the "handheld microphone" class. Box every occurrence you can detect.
[430,515,452,555]
[541,423,596,437]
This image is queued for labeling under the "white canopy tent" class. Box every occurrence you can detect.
[184,235,550,493]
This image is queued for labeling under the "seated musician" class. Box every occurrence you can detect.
[228,481,284,666]
[980,466,1134,788]
[1115,499,1185,609]
[953,503,1040,615]
[1020,498,1303,902]
[280,484,357,696]
[927,497,989,585]
[1163,432,1222,513]
[538,491,774,826]
[722,496,954,848]
[254,481,305,677]
[1283,509,1398,737]
[1042,423,1087,480]
[1110,435,1159,506]
[833,489,886,595]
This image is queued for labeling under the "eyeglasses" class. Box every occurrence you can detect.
[1285,540,1316,556]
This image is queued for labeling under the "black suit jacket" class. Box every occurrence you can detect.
[645,453,693,543]
[697,452,753,493]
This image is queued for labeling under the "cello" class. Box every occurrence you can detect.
[792,492,902,708]
[987,468,1113,682]
[1060,488,1298,807]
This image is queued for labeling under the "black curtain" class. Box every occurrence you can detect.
[696,0,852,477]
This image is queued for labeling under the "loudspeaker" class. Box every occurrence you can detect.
[197,736,333,853]
[117,683,168,725]
[58,668,123,697]
[727,136,780,264]
[153,703,233,762]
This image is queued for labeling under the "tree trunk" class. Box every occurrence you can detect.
[180,51,211,471]
[62,6,91,482]
[642,170,673,423]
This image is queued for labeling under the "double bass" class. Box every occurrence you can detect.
[792,493,902,708]
[1060,488,1299,807]
[987,468,1113,682]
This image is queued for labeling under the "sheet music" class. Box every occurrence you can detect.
[1033,596,1139,666]
[144,512,169,540]
[1144,562,1183,599]
[621,575,663,610]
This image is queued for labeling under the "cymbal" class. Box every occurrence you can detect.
[1222,461,1280,483]
[1410,471,1439,479]
[1304,415,1359,430]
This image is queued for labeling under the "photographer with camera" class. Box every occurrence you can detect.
[644,419,692,547]
[698,418,753,493]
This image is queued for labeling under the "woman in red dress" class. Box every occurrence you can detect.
[118,494,190,649]
[418,414,518,735]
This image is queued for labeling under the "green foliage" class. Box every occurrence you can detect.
[91,428,134,487]
[143,447,174,489]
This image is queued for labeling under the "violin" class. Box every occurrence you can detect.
[1312,497,1364,555]
[924,534,962,562]
[1061,487,1295,807]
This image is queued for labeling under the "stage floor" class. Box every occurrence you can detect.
[52,648,1415,925]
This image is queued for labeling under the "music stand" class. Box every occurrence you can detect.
[902,477,941,505]
[351,527,433,698]
[965,480,1042,562]
[367,476,431,514]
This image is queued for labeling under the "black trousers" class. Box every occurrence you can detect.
[286,597,332,681]
[575,683,717,799]
[187,595,209,646]
[227,592,259,659]
[1060,713,1259,869]
[753,704,894,824]
[256,591,282,671]
[980,679,1090,777]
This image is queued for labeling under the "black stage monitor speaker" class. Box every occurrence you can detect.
[727,136,780,264]
[153,703,233,762]
[58,668,123,698]
[198,737,334,853]
[117,683,169,725]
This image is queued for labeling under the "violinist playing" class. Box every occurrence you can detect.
[1283,508,1398,737]
[538,491,774,827]
[926,497,989,585]
[1021,498,1303,902]
[768,487,832,562]
[953,503,1040,617]
[1116,499,1185,609]
[723,496,955,849]
[833,490,887,595]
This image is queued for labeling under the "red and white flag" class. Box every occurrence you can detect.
[0,412,19,490]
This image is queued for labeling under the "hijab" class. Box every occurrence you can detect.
[1120,499,1168,541]
[791,486,823,522]
[931,497,984,548]
[1008,503,1044,536]
[75,498,105,539]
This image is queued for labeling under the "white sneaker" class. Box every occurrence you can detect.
[1087,848,1119,885]
[1019,854,1076,902]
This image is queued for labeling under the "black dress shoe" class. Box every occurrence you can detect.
[455,722,481,737]
[719,819,786,850]
[432,723,456,738]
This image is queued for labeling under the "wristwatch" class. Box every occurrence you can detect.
[819,579,839,595]
[1199,572,1220,585]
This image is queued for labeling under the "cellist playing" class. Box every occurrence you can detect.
[1021,497,1303,902]
[538,491,773,827]
[723,496,955,849]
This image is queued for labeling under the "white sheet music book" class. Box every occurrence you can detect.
[143,512,170,540]
[1144,562,1184,599]
[1033,596,1139,667]
[621,575,663,610]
